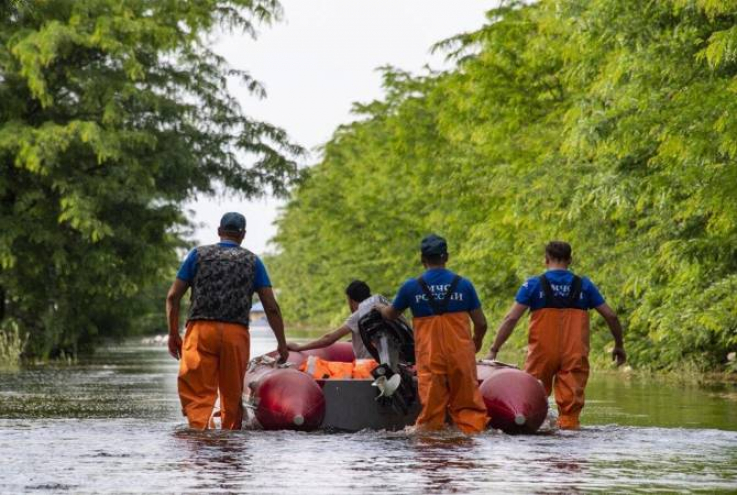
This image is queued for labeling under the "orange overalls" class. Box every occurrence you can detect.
[524,275,590,429]
[413,277,488,434]
[178,321,250,430]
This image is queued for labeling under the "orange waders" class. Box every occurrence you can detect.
[413,311,489,434]
[178,320,250,430]
[524,275,590,429]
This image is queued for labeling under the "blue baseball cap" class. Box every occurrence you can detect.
[420,234,448,256]
[219,212,246,233]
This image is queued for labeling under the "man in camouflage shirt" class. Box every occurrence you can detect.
[166,212,289,430]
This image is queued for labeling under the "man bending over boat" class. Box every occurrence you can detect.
[287,280,386,360]
[166,212,289,430]
[377,234,489,434]
[485,241,626,429]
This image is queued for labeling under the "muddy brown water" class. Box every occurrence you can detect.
[1,326,736,494]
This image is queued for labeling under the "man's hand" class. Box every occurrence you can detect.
[257,287,289,365]
[484,302,526,362]
[168,332,182,360]
[286,342,302,352]
[612,346,627,366]
[473,334,484,353]
[276,342,290,364]
[469,308,487,354]
[595,303,626,367]
[166,278,188,360]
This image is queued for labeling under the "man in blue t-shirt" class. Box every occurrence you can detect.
[165,212,288,430]
[485,241,626,429]
[378,234,489,434]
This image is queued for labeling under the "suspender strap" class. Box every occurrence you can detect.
[568,275,583,307]
[417,275,462,315]
[539,274,555,307]
[443,276,462,314]
[539,274,583,309]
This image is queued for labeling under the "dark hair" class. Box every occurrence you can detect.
[545,241,572,262]
[345,280,371,302]
[421,253,448,265]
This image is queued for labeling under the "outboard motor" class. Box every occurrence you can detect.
[358,309,416,414]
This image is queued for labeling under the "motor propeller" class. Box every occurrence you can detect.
[358,309,417,414]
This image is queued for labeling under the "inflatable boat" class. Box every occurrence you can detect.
[243,310,548,434]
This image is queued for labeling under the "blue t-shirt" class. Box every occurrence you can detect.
[176,241,271,290]
[392,268,482,318]
[516,270,605,311]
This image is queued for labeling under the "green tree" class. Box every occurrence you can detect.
[271,0,737,372]
[0,0,301,357]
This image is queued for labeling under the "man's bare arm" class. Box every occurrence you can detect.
[485,302,528,360]
[258,287,289,363]
[288,326,351,352]
[594,303,626,366]
[165,278,189,360]
[468,308,488,353]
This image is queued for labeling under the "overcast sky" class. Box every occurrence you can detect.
[187,0,494,254]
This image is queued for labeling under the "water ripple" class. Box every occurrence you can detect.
[1,339,735,494]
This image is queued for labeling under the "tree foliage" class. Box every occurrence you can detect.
[271,0,737,371]
[0,0,300,357]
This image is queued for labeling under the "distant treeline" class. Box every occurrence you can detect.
[270,1,737,372]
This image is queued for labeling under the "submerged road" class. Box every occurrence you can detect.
[1,327,736,494]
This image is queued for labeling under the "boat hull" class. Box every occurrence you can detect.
[319,379,420,431]
[246,345,548,434]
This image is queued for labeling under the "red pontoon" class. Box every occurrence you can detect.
[244,344,548,433]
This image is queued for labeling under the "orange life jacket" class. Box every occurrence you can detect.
[352,359,379,379]
[298,356,378,379]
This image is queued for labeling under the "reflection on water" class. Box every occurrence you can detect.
[1,326,736,493]
[173,430,254,493]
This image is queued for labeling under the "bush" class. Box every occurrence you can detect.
[0,320,28,369]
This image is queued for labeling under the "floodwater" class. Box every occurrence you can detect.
[1,327,736,494]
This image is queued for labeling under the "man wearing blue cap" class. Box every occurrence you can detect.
[166,212,289,430]
[378,234,489,434]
